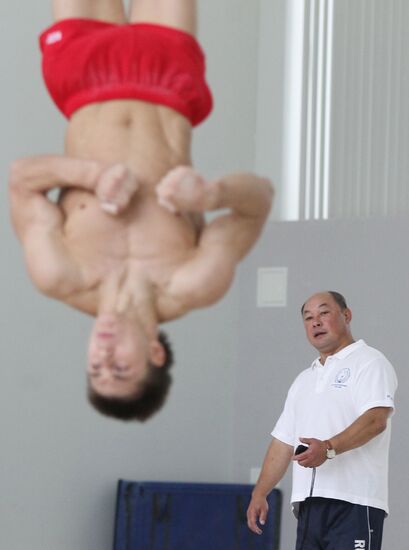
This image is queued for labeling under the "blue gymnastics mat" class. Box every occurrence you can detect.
[113,480,282,550]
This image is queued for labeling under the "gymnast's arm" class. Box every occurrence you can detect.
[197,171,273,261]
[8,155,104,296]
[162,170,273,309]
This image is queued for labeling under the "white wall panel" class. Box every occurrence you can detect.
[330,0,409,218]
[285,0,409,220]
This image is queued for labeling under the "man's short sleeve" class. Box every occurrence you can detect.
[353,353,397,416]
[271,383,297,446]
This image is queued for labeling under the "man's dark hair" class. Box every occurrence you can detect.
[87,331,174,422]
[327,291,348,311]
[301,291,348,314]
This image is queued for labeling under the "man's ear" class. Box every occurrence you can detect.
[149,341,166,367]
[344,307,352,324]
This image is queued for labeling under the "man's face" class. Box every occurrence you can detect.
[302,293,352,357]
[87,314,151,399]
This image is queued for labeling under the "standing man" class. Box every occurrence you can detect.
[247,291,397,550]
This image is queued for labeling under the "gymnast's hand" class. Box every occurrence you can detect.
[96,163,139,215]
[156,166,216,214]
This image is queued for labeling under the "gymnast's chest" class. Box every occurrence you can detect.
[60,190,198,267]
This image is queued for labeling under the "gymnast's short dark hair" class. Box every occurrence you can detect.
[301,291,348,314]
[87,331,174,422]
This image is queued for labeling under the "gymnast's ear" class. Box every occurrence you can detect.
[149,340,166,367]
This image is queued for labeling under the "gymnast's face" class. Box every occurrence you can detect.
[87,314,160,398]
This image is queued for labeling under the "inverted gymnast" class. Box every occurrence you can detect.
[9,0,273,421]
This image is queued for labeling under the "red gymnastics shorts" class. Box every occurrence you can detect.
[39,19,213,126]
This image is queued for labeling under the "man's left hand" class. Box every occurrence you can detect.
[292,438,328,468]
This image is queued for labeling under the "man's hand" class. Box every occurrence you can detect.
[96,163,139,215]
[156,166,216,213]
[247,492,269,535]
[292,438,327,468]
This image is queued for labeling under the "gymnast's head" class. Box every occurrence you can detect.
[86,314,174,421]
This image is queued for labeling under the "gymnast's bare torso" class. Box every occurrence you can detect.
[57,99,202,321]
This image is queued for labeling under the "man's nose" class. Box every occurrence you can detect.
[312,316,321,326]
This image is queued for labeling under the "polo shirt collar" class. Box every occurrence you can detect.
[310,339,365,369]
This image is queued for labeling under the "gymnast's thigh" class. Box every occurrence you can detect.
[51,0,127,24]
[128,0,197,36]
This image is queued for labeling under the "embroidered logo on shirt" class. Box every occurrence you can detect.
[332,367,351,388]
[45,30,63,45]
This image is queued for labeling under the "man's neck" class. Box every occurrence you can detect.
[319,336,355,364]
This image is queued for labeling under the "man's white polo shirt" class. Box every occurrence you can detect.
[271,340,397,516]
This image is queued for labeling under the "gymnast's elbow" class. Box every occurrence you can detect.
[244,177,274,223]
[26,262,70,299]
[9,163,23,197]
[260,178,274,218]
[9,158,31,192]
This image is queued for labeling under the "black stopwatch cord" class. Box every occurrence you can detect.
[298,467,316,550]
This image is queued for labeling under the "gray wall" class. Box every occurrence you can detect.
[234,218,409,549]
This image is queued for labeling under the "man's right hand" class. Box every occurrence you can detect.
[96,163,139,215]
[246,493,269,535]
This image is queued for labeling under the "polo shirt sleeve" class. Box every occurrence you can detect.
[353,353,398,417]
[271,382,297,446]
